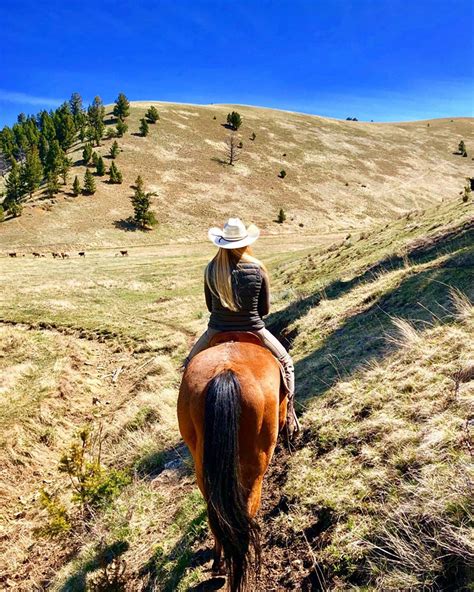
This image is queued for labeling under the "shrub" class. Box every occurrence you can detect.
[105,127,117,139]
[8,201,22,217]
[92,151,99,167]
[109,161,123,184]
[277,208,286,223]
[83,169,96,195]
[227,111,242,130]
[458,140,466,154]
[96,156,105,176]
[58,427,130,511]
[38,489,71,536]
[279,169,287,178]
[116,120,128,138]
[72,175,81,196]
[83,144,93,165]
[0,205,4,222]
[145,106,160,123]
[46,171,59,197]
[110,141,120,159]
[139,118,149,137]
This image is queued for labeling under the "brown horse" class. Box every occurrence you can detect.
[177,332,287,591]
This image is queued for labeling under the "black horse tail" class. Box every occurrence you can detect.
[203,369,261,592]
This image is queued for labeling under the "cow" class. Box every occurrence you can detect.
[120,250,129,256]
[52,252,60,258]
[32,252,41,258]
[8,252,17,258]
[78,251,86,257]
[61,252,70,259]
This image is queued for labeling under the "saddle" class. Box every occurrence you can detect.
[208,331,288,395]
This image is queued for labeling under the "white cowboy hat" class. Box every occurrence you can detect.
[208,218,260,249]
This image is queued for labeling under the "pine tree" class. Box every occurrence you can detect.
[54,103,76,150]
[22,147,44,197]
[59,157,72,184]
[83,169,96,195]
[458,140,466,154]
[110,141,120,159]
[134,175,144,191]
[277,208,286,223]
[46,171,59,197]
[0,205,4,222]
[4,159,27,207]
[145,106,160,123]
[75,111,88,141]
[113,93,130,120]
[130,176,157,228]
[139,118,149,137]
[87,96,105,146]
[226,111,242,131]
[92,151,99,167]
[38,135,50,166]
[0,127,16,160]
[116,119,128,137]
[109,161,123,184]
[45,140,65,175]
[83,144,93,164]
[72,175,81,196]
[69,92,83,117]
[96,156,105,176]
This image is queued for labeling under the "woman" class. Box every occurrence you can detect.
[184,217,299,432]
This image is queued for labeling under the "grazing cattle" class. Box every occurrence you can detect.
[78,251,86,257]
[120,250,129,256]
[32,252,41,258]
[8,252,17,258]
[61,252,70,259]
[52,252,60,258]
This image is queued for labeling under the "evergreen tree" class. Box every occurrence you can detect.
[96,156,105,176]
[0,205,4,222]
[458,140,466,154]
[39,111,56,142]
[0,127,16,160]
[277,208,286,223]
[75,111,88,141]
[83,144,93,164]
[46,171,59,197]
[69,92,83,116]
[59,157,72,185]
[139,118,149,137]
[87,96,105,146]
[72,175,81,196]
[38,135,50,166]
[17,112,27,124]
[145,106,160,123]
[8,201,22,217]
[109,161,123,184]
[45,140,65,174]
[54,103,76,150]
[134,175,144,192]
[113,93,130,120]
[83,169,96,195]
[116,119,128,137]
[226,111,242,130]
[130,176,157,228]
[23,147,44,197]
[92,151,99,167]
[110,140,120,159]
[4,160,27,206]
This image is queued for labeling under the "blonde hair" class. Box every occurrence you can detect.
[205,246,268,312]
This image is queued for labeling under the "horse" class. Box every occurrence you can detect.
[177,332,287,592]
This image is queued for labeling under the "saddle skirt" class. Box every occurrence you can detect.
[208,331,289,395]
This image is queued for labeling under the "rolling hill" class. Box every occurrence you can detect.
[0,102,472,251]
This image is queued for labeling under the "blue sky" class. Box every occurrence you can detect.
[0,0,472,126]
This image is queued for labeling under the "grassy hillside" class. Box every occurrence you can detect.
[0,102,472,250]
[1,196,472,590]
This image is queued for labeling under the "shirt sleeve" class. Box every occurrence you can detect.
[204,276,213,312]
[258,269,271,317]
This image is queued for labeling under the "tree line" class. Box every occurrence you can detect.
[0,92,159,225]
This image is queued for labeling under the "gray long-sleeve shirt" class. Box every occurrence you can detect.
[205,262,270,331]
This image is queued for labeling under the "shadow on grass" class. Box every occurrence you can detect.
[139,507,208,591]
[292,247,473,403]
[58,540,129,592]
[266,218,474,349]
[113,218,138,232]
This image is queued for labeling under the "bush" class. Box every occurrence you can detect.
[139,118,149,137]
[227,111,242,130]
[83,144,93,165]
[38,489,71,536]
[279,169,287,178]
[58,427,130,511]
[110,141,120,159]
[72,176,81,196]
[277,208,286,223]
[96,156,105,176]
[109,161,123,184]
[116,120,128,138]
[83,169,96,195]
[145,106,160,123]
[105,127,117,139]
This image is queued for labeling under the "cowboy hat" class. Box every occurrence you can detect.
[208,218,260,249]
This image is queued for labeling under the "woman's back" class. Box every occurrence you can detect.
[206,261,270,331]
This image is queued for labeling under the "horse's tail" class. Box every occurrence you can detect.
[203,369,261,592]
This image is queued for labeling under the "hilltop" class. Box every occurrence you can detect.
[0,102,472,250]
